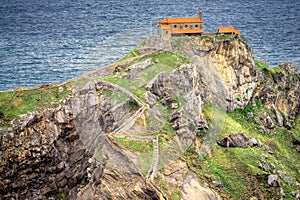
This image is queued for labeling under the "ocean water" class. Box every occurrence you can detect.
[0,0,299,91]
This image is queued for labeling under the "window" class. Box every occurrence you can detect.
[185,24,188,28]
[195,24,198,28]
[166,30,168,34]
[174,25,177,28]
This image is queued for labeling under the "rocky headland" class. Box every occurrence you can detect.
[0,35,299,199]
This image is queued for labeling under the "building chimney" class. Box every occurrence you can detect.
[199,8,202,19]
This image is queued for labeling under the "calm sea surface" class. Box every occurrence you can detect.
[1,0,299,91]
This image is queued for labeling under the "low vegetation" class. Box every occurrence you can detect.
[116,48,141,63]
[255,60,285,74]
[183,102,300,199]
[0,84,72,128]
[101,51,189,101]
[113,137,153,153]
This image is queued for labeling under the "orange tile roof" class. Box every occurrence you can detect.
[161,24,171,29]
[159,17,202,24]
[218,27,240,35]
[172,29,204,34]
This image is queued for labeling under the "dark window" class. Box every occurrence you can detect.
[195,24,198,28]
[185,24,188,28]
[174,25,177,28]
[166,30,168,34]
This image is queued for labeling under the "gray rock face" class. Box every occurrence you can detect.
[279,62,299,74]
[0,80,163,199]
[260,113,276,129]
[182,172,221,200]
[145,64,205,147]
[1,105,92,199]
[257,63,300,127]
[217,133,249,148]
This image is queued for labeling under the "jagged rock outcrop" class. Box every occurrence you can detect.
[170,36,260,112]
[0,80,164,199]
[145,64,205,147]
[254,62,300,127]
[0,106,92,199]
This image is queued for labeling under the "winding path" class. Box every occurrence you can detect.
[148,135,159,181]
[98,80,160,182]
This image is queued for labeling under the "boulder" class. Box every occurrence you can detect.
[248,112,254,119]
[144,91,159,107]
[125,59,153,80]
[212,180,222,188]
[217,133,249,148]
[274,108,284,127]
[169,110,181,123]
[267,175,279,187]
[265,115,276,129]
[248,138,258,147]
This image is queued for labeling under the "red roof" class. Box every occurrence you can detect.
[218,27,240,35]
[161,24,171,29]
[159,17,202,24]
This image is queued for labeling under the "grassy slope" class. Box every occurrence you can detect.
[184,103,300,199]
[105,45,299,199]
[0,83,72,128]
[101,51,189,101]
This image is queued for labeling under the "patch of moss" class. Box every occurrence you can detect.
[215,34,236,41]
[113,137,153,153]
[255,60,285,74]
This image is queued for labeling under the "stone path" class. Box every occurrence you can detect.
[99,80,160,182]
[148,135,159,181]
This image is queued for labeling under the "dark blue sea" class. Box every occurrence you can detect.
[1,0,299,91]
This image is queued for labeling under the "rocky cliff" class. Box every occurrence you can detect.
[0,35,299,199]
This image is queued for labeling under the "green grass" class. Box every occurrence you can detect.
[116,48,141,63]
[103,90,128,103]
[255,60,268,70]
[183,102,300,199]
[101,51,189,101]
[290,114,300,141]
[255,60,285,74]
[113,137,153,153]
[0,84,72,128]
[215,34,236,41]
